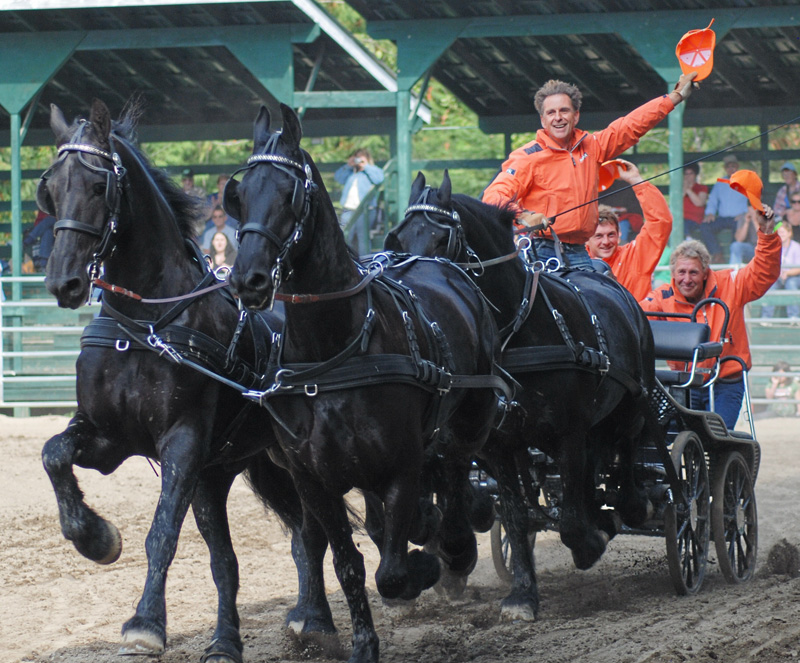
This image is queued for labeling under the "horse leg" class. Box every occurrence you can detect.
[120,422,206,655]
[189,467,243,663]
[286,506,336,635]
[612,402,654,528]
[294,478,379,663]
[558,430,611,571]
[430,456,479,600]
[491,451,539,621]
[375,474,439,602]
[41,413,125,564]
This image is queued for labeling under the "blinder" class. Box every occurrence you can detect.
[36,176,55,217]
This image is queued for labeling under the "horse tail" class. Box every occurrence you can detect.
[242,452,304,530]
[243,451,365,533]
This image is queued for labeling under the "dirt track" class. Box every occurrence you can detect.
[2,414,800,663]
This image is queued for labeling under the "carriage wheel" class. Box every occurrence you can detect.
[664,431,710,596]
[490,518,536,586]
[711,451,758,583]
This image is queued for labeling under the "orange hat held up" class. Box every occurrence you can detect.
[718,170,764,213]
[598,159,627,192]
[676,19,716,82]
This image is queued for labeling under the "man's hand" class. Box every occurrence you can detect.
[518,210,548,228]
[671,71,698,104]
[616,159,644,185]
[702,213,716,224]
[755,204,776,234]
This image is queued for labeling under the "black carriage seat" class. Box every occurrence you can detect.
[648,319,723,388]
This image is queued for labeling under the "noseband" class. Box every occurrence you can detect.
[38,121,127,280]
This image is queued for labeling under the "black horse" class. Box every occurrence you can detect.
[386,171,660,621]
[39,99,337,663]
[227,104,504,663]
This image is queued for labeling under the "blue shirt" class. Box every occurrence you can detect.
[704,182,748,218]
[334,163,384,210]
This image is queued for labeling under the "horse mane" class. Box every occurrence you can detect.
[105,99,204,241]
[449,192,518,254]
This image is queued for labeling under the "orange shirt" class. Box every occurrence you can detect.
[588,182,672,300]
[482,95,675,244]
[640,231,781,378]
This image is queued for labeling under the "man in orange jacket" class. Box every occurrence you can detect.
[640,204,781,428]
[586,160,672,300]
[482,72,696,268]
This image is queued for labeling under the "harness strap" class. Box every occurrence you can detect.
[81,317,263,389]
[101,270,220,334]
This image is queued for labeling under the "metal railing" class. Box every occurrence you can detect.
[0,275,81,411]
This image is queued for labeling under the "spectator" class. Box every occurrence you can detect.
[763,361,800,418]
[640,183,781,429]
[729,205,759,265]
[23,211,56,272]
[586,160,672,300]
[205,174,237,229]
[761,222,800,320]
[482,72,697,268]
[783,191,800,243]
[774,162,800,220]
[335,148,384,255]
[200,205,237,253]
[181,168,206,200]
[682,162,708,240]
[209,231,236,269]
[702,154,748,263]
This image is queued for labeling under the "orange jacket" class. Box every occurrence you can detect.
[640,231,781,378]
[482,95,675,244]
[589,182,673,300]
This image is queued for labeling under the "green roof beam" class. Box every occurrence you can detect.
[294,91,396,108]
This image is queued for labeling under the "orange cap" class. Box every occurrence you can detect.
[598,159,627,192]
[718,169,764,212]
[676,19,716,82]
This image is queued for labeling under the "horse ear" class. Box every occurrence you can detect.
[89,99,111,147]
[439,169,452,206]
[409,171,426,203]
[253,105,271,153]
[49,104,70,145]
[279,103,303,147]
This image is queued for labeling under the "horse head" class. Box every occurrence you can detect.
[41,99,124,308]
[41,99,201,310]
[228,103,324,310]
[385,170,467,260]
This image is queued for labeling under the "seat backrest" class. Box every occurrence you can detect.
[649,320,710,361]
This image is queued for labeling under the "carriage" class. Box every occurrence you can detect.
[484,296,759,596]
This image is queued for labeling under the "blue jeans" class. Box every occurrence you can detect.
[690,376,745,430]
[532,238,594,269]
[729,241,754,265]
[761,276,800,318]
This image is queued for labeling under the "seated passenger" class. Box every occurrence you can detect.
[586,160,673,300]
[640,187,781,429]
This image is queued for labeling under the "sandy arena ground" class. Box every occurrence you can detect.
[2,414,799,663]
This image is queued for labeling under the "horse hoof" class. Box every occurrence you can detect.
[75,520,122,565]
[499,601,537,622]
[119,628,165,656]
[433,566,468,600]
[200,638,243,663]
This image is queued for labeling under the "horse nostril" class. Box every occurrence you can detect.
[246,270,270,292]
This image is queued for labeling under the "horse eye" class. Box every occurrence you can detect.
[92,182,107,197]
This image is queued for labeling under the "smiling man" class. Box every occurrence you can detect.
[483,72,696,268]
[640,202,781,429]
[586,160,672,300]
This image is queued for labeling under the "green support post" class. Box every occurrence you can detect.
[668,100,686,248]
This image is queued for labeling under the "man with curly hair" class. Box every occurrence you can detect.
[483,73,696,268]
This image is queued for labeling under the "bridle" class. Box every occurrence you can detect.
[37,120,127,282]
[400,189,522,275]
[226,134,317,308]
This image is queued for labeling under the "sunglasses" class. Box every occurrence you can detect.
[791,199,800,204]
